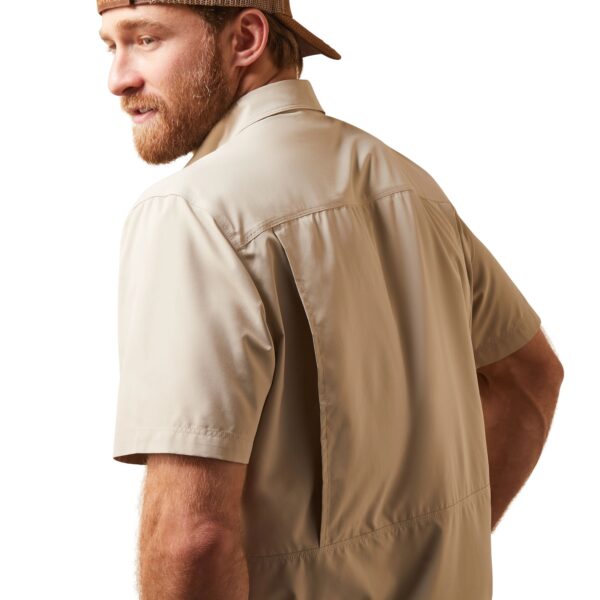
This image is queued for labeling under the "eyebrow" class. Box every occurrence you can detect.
[98,18,172,42]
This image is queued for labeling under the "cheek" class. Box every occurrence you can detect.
[144,50,187,89]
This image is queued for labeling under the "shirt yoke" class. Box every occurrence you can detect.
[134,110,453,251]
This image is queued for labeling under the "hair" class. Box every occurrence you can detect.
[188,5,304,77]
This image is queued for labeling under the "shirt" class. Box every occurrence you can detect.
[113,78,542,599]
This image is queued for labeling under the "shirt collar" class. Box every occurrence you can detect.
[185,78,325,167]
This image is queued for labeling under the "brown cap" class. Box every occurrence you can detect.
[97,0,341,60]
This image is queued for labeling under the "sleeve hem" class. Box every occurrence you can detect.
[474,310,541,369]
[113,427,252,465]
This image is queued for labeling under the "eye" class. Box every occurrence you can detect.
[139,36,156,47]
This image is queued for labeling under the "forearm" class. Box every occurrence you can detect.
[138,530,249,599]
[477,371,560,531]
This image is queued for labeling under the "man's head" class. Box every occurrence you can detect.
[99,4,302,164]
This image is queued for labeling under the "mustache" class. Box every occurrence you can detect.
[122,95,165,112]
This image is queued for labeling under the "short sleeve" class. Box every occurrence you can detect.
[113,194,276,465]
[454,210,542,369]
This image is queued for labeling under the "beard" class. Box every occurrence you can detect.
[121,29,237,165]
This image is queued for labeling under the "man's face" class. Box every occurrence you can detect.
[99,5,238,164]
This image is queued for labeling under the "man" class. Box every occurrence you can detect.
[99,1,564,599]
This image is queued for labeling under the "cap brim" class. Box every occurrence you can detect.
[275,14,341,60]
[96,0,341,60]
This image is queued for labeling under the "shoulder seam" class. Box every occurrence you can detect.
[127,192,186,216]
[125,193,246,268]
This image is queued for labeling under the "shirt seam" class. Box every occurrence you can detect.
[122,424,251,441]
[125,193,240,265]
[475,311,540,367]
[129,187,452,253]
[128,193,237,241]
[272,227,331,547]
[450,204,474,335]
[122,193,277,381]
[246,482,491,562]
[235,184,427,251]
[477,318,527,352]
[237,103,325,135]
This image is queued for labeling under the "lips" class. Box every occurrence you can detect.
[130,108,157,124]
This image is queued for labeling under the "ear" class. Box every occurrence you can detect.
[226,8,271,69]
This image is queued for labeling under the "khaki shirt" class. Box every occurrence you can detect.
[114,78,541,599]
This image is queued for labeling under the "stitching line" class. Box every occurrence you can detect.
[272,227,330,547]
[237,104,325,136]
[247,483,491,562]
[236,184,417,250]
[126,424,249,440]
[451,205,474,336]
[475,313,541,367]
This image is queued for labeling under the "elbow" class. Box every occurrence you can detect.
[171,522,241,564]
[556,360,565,383]
[539,359,564,437]
[548,358,565,394]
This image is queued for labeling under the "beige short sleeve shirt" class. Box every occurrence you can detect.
[113,79,541,599]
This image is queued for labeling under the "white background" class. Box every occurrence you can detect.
[0,0,597,598]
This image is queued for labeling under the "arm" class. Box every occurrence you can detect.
[476,328,564,531]
[138,453,249,600]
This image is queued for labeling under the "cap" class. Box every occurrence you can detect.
[97,0,341,60]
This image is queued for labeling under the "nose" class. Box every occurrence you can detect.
[108,52,144,96]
